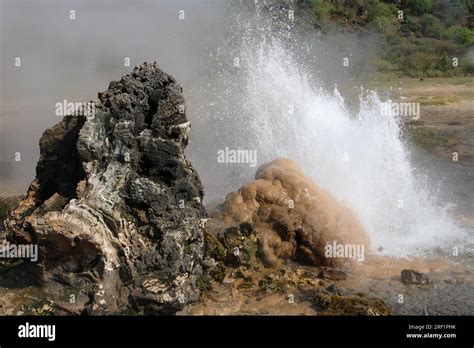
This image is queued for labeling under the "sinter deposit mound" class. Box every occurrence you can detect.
[3,62,206,315]
[208,158,369,268]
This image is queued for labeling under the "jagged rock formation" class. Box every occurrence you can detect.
[207,158,369,268]
[4,62,206,314]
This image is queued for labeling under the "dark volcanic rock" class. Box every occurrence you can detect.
[0,196,21,230]
[401,269,430,285]
[4,62,206,314]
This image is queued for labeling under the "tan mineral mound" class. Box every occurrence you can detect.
[208,158,369,268]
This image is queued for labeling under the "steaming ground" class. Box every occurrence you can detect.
[1,0,472,258]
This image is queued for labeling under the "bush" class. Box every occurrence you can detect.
[434,0,469,27]
[298,0,472,77]
[376,58,398,72]
[312,0,336,25]
[368,2,398,36]
[425,69,443,77]
[406,0,434,15]
[368,2,395,20]
[406,68,422,78]
[420,14,444,38]
[372,15,398,35]
[404,15,421,32]
[381,36,462,76]
[445,25,474,46]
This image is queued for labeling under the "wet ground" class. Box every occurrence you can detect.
[350,253,474,315]
[180,252,473,315]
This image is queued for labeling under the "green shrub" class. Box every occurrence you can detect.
[313,0,336,25]
[434,0,469,27]
[371,15,398,35]
[420,14,444,38]
[376,58,397,72]
[367,1,395,20]
[406,0,434,15]
[445,25,474,46]
[297,0,472,77]
[425,69,443,77]
[404,15,421,32]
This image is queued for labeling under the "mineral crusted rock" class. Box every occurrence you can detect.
[4,62,206,314]
[314,289,392,316]
[218,222,261,267]
[207,158,369,268]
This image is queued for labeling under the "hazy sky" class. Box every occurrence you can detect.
[0,0,379,199]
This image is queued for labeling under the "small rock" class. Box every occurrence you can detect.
[326,284,344,295]
[318,268,347,281]
[454,276,469,284]
[401,269,430,284]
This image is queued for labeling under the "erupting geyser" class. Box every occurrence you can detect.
[196,4,470,257]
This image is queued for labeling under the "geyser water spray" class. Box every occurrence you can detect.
[194,2,469,256]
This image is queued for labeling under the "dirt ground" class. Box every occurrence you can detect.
[377,77,473,162]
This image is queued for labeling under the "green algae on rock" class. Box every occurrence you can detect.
[219,223,262,267]
[315,290,392,316]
